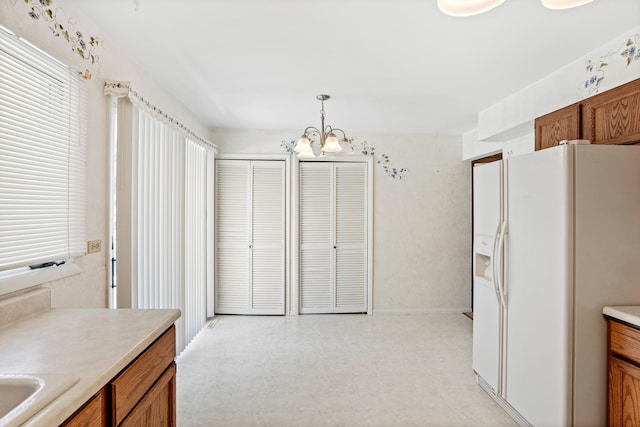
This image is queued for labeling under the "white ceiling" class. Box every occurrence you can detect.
[71,0,640,135]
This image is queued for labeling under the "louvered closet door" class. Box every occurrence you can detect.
[334,163,367,312]
[215,160,285,315]
[299,162,368,314]
[250,162,285,314]
[215,160,250,313]
[299,163,333,312]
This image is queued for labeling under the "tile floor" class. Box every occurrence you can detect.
[176,314,517,427]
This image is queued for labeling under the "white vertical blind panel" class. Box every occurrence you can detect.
[0,27,86,271]
[215,160,250,313]
[134,108,188,350]
[184,140,207,347]
[251,161,285,313]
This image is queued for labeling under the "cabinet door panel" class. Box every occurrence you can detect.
[582,78,640,145]
[121,363,176,427]
[534,103,580,150]
[609,356,640,427]
[111,327,176,426]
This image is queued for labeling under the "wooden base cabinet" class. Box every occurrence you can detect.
[607,319,640,426]
[63,326,176,427]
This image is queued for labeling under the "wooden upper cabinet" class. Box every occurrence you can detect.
[534,103,581,151]
[582,77,640,145]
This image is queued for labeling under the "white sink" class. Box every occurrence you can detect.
[0,374,78,427]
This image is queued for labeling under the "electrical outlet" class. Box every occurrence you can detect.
[87,240,102,254]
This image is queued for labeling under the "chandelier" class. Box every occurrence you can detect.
[437,0,594,16]
[293,95,349,158]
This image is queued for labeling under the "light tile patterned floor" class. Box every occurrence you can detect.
[176,314,517,427]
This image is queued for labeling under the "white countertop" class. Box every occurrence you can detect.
[603,306,640,328]
[0,307,180,426]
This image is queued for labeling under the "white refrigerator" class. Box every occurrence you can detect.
[472,142,640,427]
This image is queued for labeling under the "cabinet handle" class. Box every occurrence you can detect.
[333,246,337,249]
[249,245,253,249]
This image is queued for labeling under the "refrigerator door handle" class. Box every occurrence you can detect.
[491,223,501,304]
[496,220,508,308]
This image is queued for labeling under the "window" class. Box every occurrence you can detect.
[0,25,87,292]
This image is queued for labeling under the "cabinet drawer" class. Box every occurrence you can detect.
[111,326,176,426]
[609,320,640,365]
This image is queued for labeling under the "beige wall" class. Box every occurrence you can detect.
[0,0,209,307]
[212,128,472,313]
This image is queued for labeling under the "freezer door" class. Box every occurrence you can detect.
[472,161,503,393]
[472,277,502,393]
[504,146,573,426]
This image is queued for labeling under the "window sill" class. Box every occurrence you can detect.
[0,260,83,297]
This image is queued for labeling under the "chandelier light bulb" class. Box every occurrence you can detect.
[323,133,342,153]
[294,135,311,153]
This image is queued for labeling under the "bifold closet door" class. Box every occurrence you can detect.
[215,160,285,315]
[299,162,367,314]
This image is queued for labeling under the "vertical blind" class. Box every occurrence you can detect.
[0,26,86,272]
[132,106,209,353]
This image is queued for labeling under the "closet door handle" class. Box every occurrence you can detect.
[333,246,337,249]
[249,245,253,249]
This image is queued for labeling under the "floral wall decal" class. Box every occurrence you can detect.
[280,139,295,153]
[349,138,409,180]
[621,35,640,66]
[580,33,639,97]
[11,0,102,74]
[280,137,409,180]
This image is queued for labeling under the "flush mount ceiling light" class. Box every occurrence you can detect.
[437,0,506,16]
[293,95,349,158]
[541,0,594,9]
[438,0,593,16]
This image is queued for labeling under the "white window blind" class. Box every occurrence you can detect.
[0,26,87,272]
